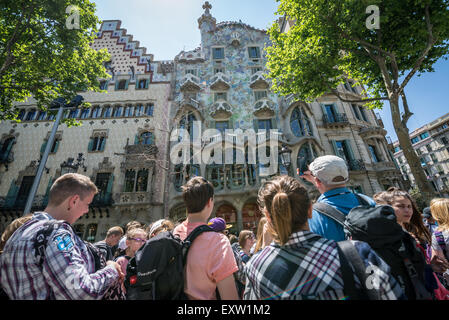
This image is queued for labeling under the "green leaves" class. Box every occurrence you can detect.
[266,0,449,105]
[0,0,110,123]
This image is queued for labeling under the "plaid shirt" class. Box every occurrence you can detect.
[243,231,405,300]
[0,212,119,300]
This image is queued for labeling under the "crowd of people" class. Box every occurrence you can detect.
[1,155,449,300]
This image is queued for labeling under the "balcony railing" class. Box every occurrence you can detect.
[210,72,230,90]
[91,192,113,207]
[180,73,201,91]
[249,71,269,89]
[347,159,366,171]
[322,113,349,126]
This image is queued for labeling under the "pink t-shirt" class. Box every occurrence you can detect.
[173,220,238,300]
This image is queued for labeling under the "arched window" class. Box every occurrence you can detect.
[25,109,36,121]
[297,142,318,175]
[0,137,15,162]
[85,224,98,242]
[136,169,149,192]
[124,169,136,192]
[178,112,197,142]
[113,106,123,117]
[290,107,313,137]
[140,132,154,145]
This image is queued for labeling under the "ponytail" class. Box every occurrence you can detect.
[271,192,292,245]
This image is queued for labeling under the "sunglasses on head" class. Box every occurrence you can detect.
[129,237,146,243]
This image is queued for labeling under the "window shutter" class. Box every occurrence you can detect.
[134,134,140,145]
[270,117,277,130]
[5,180,19,207]
[344,140,355,161]
[106,174,114,194]
[145,79,149,89]
[100,137,106,151]
[330,140,338,156]
[53,140,59,153]
[125,79,129,90]
[88,138,93,152]
[209,119,215,130]
[40,140,48,155]
[253,118,258,131]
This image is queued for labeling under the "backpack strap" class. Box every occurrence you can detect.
[337,240,381,300]
[181,224,215,265]
[33,220,65,269]
[336,242,360,300]
[398,241,432,300]
[354,193,373,207]
[313,202,346,227]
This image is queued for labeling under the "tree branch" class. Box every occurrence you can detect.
[330,88,389,104]
[400,91,413,127]
[398,5,436,95]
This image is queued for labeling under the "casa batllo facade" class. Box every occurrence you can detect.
[167,3,406,234]
[0,20,174,240]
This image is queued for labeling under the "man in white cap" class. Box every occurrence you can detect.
[301,155,376,241]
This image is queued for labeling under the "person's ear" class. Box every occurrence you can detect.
[66,194,79,211]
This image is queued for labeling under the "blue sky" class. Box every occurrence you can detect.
[92,0,449,142]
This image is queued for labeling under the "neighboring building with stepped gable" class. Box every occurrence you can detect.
[166,3,406,234]
[392,112,449,197]
[0,20,174,240]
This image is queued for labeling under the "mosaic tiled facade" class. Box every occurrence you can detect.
[167,3,406,233]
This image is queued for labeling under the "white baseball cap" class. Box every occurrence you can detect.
[308,155,349,185]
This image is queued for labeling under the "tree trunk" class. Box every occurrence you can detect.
[389,95,437,205]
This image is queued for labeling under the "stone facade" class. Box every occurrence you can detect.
[0,20,174,240]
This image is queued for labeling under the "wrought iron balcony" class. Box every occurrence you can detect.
[91,192,113,207]
[347,159,366,171]
[125,144,158,156]
[322,113,349,126]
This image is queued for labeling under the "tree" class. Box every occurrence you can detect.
[266,0,449,203]
[0,0,110,123]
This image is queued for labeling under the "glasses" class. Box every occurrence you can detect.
[129,238,146,243]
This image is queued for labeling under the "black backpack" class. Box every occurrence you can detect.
[314,203,433,300]
[33,220,126,300]
[125,224,214,300]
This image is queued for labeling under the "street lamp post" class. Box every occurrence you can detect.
[279,144,293,177]
[23,95,84,215]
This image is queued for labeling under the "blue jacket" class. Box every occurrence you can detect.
[308,187,376,241]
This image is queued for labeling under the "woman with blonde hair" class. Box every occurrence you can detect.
[251,217,273,255]
[243,175,404,300]
[430,198,449,288]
